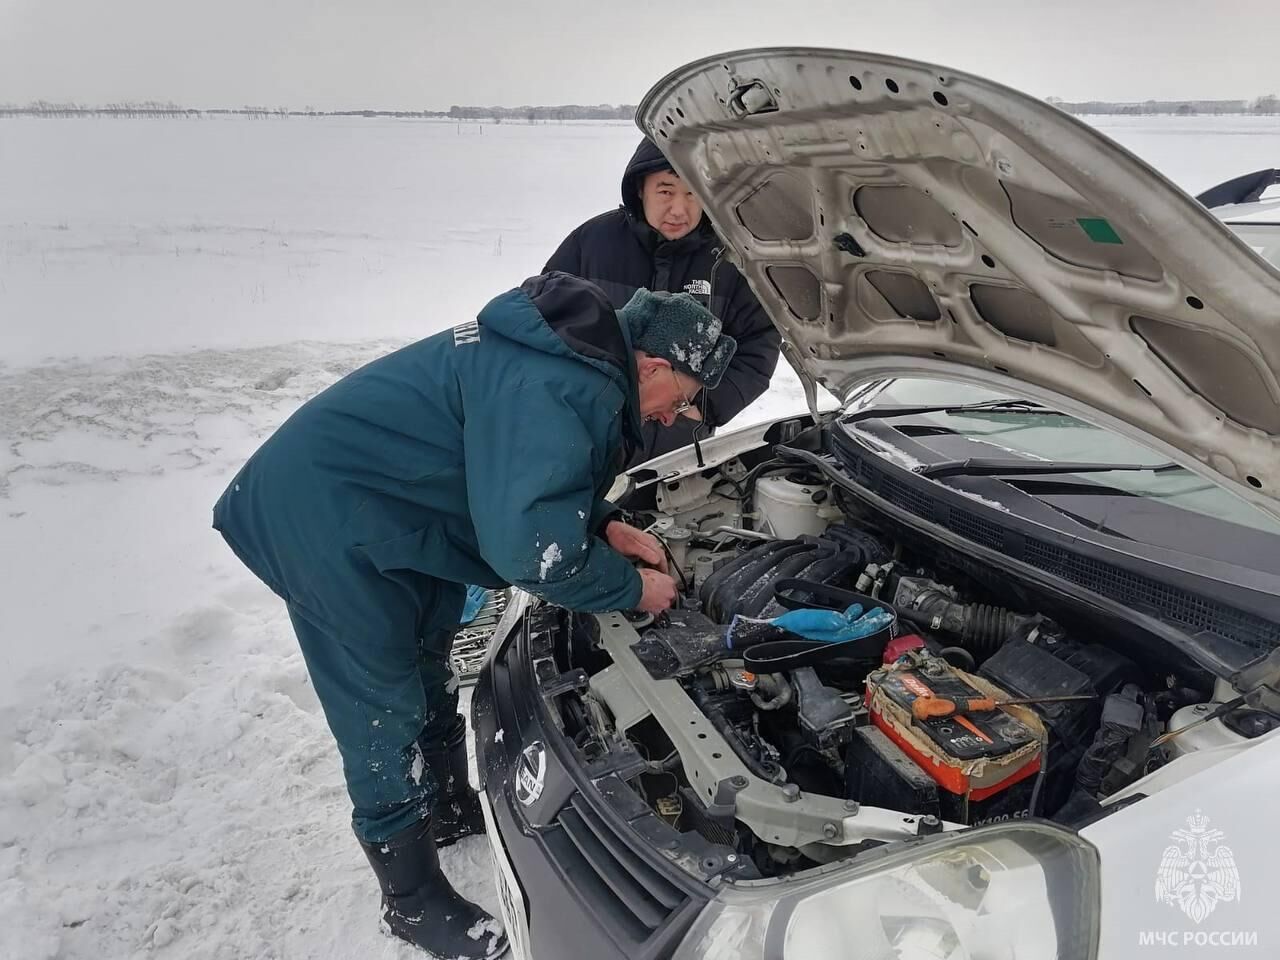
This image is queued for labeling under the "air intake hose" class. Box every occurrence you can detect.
[892,577,1046,659]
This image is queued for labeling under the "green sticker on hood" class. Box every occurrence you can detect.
[1077,217,1123,244]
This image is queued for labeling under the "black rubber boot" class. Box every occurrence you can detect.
[419,714,487,848]
[358,817,508,959]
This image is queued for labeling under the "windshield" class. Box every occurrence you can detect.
[857,378,1280,540]
[1226,221,1280,268]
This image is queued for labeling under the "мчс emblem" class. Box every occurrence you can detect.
[1154,810,1241,925]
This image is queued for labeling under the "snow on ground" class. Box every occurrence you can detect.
[1,113,1278,959]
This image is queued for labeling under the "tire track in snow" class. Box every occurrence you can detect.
[0,340,404,499]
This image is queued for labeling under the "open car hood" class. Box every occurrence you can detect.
[637,48,1280,519]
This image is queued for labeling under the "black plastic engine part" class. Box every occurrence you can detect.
[698,540,788,622]
[978,640,1101,750]
[1032,632,1140,699]
[754,550,868,622]
[892,576,1050,660]
[677,786,737,847]
[1076,684,1146,795]
[630,609,727,680]
[845,725,941,819]
[790,667,855,751]
[690,688,786,784]
[737,540,846,620]
[1223,707,1280,739]
[699,531,891,624]
[822,525,893,563]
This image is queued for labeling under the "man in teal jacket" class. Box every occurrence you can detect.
[213,272,736,958]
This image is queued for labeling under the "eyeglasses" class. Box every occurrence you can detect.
[670,368,698,419]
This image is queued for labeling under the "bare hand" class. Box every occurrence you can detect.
[605,520,668,573]
[637,568,678,614]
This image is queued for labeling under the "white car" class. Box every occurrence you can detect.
[1197,167,1280,269]
[473,48,1280,960]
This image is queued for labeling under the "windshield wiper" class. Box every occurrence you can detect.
[916,458,1184,480]
[842,398,1066,424]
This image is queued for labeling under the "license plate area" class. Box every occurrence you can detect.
[480,791,533,960]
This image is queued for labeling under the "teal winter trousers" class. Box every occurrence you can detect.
[283,569,465,843]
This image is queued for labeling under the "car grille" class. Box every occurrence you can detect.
[545,793,690,945]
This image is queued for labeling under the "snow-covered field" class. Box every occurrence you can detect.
[2,113,1278,959]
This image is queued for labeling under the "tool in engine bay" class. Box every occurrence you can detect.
[910,692,1096,722]
[1150,693,1248,748]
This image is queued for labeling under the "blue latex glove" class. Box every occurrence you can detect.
[460,584,490,624]
[769,602,894,644]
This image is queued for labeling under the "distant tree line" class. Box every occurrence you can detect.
[0,100,638,121]
[0,101,453,119]
[0,100,199,118]
[447,104,635,123]
[1045,95,1279,116]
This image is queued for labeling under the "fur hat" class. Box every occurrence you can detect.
[617,289,737,390]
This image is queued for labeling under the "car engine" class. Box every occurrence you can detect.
[548,445,1279,877]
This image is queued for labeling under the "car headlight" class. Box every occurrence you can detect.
[674,822,1099,960]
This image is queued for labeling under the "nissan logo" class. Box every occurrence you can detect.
[514,741,546,807]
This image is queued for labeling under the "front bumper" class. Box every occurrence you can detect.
[472,600,724,960]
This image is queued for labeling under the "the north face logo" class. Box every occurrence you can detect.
[683,279,711,297]
[453,320,480,346]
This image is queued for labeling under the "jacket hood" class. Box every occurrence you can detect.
[620,137,676,218]
[479,273,643,443]
[637,47,1280,521]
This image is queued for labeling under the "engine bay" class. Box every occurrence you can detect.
[539,428,1280,878]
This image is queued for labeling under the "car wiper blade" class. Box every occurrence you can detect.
[841,398,1064,424]
[916,457,1184,479]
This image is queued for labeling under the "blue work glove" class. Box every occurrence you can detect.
[769,603,894,644]
[460,584,490,624]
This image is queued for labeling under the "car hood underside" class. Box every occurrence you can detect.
[636,47,1280,520]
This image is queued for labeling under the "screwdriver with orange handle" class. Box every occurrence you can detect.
[912,693,1095,721]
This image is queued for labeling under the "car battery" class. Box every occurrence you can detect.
[845,724,941,820]
[864,653,1046,822]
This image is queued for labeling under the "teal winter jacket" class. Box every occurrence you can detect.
[213,273,646,617]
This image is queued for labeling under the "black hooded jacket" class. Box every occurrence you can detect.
[544,137,781,461]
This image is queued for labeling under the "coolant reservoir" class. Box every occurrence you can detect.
[1163,703,1249,758]
[755,474,831,539]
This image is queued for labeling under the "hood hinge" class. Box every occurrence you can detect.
[1232,647,1280,714]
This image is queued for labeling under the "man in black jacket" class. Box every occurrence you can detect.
[545,137,781,462]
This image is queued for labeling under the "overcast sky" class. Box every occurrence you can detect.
[2,0,1276,109]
